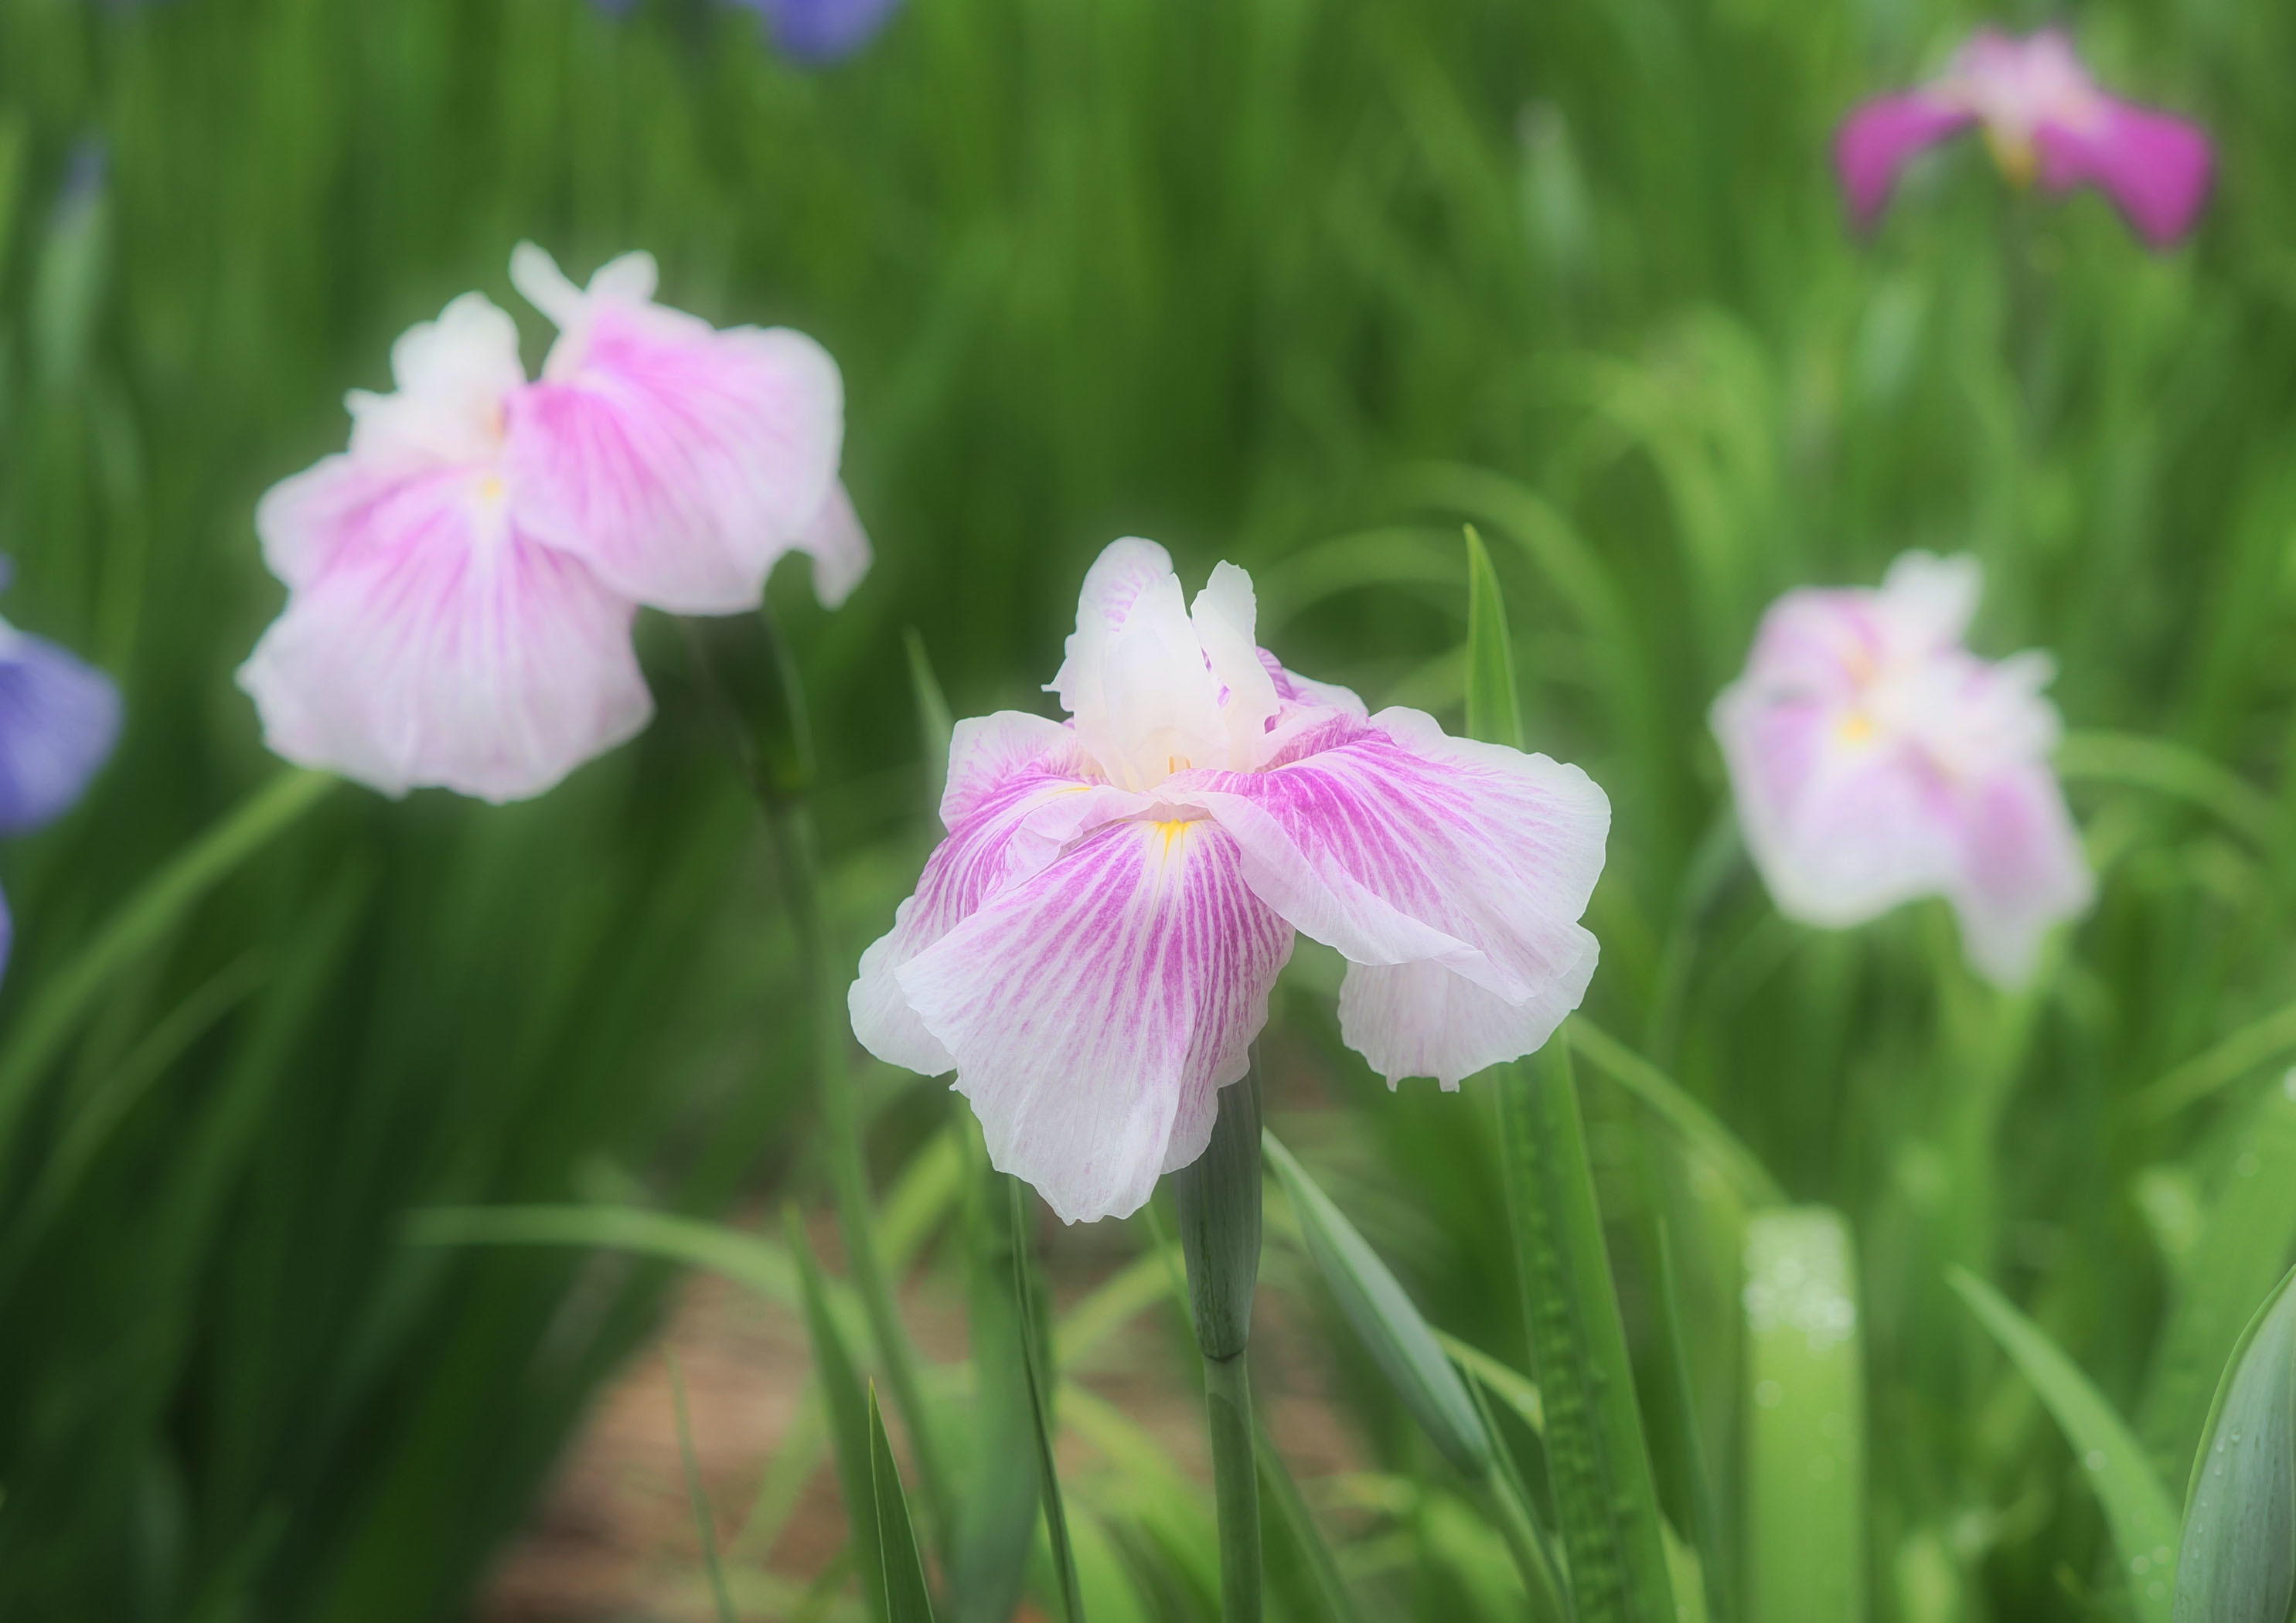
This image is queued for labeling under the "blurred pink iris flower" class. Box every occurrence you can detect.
[240,244,867,803]
[1835,29,2213,247]
[1712,553,2093,987]
[850,538,1610,1223]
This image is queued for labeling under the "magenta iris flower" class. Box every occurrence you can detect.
[851,539,1610,1223]
[1711,553,2092,987]
[0,571,123,982]
[240,244,865,805]
[1836,29,2213,247]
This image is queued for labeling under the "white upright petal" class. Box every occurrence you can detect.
[895,816,1293,1223]
[346,293,526,470]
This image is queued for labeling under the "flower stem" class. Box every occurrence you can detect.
[1172,1056,1266,1622]
[682,611,952,1547]
[1202,1349,1262,1623]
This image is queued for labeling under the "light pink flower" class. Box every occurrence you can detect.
[1711,553,2093,986]
[503,244,863,615]
[850,538,1610,1223]
[1836,29,2213,247]
[240,247,865,803]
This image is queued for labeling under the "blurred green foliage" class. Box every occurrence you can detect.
[3,0,2296,1617]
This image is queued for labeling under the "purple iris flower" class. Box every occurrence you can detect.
[732,0,902,63]
[1836,29,2214,247]
[588,0,901,64]
[0,569,123,982]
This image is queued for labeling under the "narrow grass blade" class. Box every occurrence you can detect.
[1010,1180,1085,1623]
[1568,1020,1787,1209]
[1949,1268,2175,1623]
[2054,730,2278,852]
[2174,1264,2296,1623]
[1458,1361,1572,1621]
[904,627,956,812]
[0,767,332,1165]
[2140,1073,2296,1482]
[1054,1254,1169,1368]
[1746,1211,1868,1623]
[1263,1128,1490,1475]
[407,1203,798,1307]
[1255,1414,1365,1623]
[792,1206,888,1622]
[1436,1333,1545,1434]
[2129,1002,2296,1122]
[1498,1035,1678,1623]
[872,1383,939,1623]
[1463,524,1523,750]
[667,1350,740,1623]
[950,1124,1038,1623]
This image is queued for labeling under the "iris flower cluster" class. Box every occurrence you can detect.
[240,246,864,803]
[215,23,2206,1220]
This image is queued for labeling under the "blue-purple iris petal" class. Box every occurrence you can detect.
[735,0,903,63]
[0,632,123,836]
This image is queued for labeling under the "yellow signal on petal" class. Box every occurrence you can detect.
[1984,128,2039,189]
[1837,711,1877,747]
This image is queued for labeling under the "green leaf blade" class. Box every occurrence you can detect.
[1949,1268,2177,1623]
[872,1383,940,1623]
[1463,524,1523,752]
[1263,1128,1490,1476]
[1744,1210,1868,1623]
[792,1207,889,1622]
[1498,1036,1678,1623]
[2174,1264,2296,1623]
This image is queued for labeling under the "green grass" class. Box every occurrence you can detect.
[4,0,2296,1617]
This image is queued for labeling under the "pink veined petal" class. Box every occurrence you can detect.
[1173,707,1608,1086]
[236,463,652,803]
[2035,100,2214,247]
[1943,763,2093,986]
[1258,651,1368,721]
[894,815,1294,1223]
[1834,94,1978,226]
[794,481,872,609]
[502,303,846,614]
[1714,680,1957,927]
[850,713,1143,1078]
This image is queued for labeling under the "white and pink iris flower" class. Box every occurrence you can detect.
[851,538,1610,1223]
[1711,553,2093,988]
[240,243,867,804]
[1836,29,2213,247]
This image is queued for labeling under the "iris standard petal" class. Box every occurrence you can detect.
[236,463,651,803]
[894,815,1293,1224]
[2035,100,2214,247]
[1176,706,1608,1084]
[503,244,847,614]
[0,629,122,835]
[1834,94,1977,226]
[850,713,1140,1076]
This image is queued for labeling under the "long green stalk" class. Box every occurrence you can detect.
[1172,1059,1267,1622]
[684,611,952,1544]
